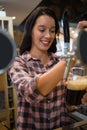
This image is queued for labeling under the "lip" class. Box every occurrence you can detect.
[40,40,50,47]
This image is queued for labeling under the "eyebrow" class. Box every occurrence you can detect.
[38,25,56,28]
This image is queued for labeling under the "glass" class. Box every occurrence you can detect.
[66,66,86,105]
[67,66,87,91]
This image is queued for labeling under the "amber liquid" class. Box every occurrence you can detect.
[66,89,86,105]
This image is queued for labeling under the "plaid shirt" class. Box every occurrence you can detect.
[9,51,70,130]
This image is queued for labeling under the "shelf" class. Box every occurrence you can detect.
[0,16,17,130]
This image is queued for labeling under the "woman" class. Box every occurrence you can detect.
[9,7,70,130]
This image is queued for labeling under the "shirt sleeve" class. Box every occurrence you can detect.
[8,56,45,104]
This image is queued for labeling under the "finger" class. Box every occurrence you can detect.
[77,20,87,29]
[84,28,87,31]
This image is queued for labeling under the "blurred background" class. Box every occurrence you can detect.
[0,0,87,47]
[0,1,87,130]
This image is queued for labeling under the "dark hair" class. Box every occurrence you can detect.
[20,6,59,55]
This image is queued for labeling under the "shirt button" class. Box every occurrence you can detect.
[47,118,50,121]
[47,100,50,103]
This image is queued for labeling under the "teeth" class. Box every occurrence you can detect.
[42,41,49,44]
[43,42,49,44]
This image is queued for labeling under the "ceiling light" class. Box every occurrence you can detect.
[12,16,16,20]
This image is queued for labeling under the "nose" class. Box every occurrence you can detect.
[45,30,51,38]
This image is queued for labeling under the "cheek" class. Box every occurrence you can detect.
[32,31,41,40]
[52,33,56,38]
[52,34,56,41]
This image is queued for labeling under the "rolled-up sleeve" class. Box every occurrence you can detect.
[9,56,45,104]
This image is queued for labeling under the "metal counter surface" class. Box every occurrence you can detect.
[54,120,87,130]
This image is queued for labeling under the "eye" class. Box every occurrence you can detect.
[50,27,55,33]
[39,28,45,32]
[50,30,55,33]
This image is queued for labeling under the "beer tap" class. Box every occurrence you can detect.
[62,10,74,80]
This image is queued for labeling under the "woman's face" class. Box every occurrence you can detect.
[31,15,56,53]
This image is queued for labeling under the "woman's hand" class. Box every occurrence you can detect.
[81,91,87,104]
[57,80,67,87]
[77,20,87,31]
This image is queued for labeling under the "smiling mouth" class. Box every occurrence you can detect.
[41,40,51,47]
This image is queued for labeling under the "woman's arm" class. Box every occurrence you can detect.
[37,60,66,96]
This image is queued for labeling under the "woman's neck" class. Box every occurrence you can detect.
[30,50,51,66]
